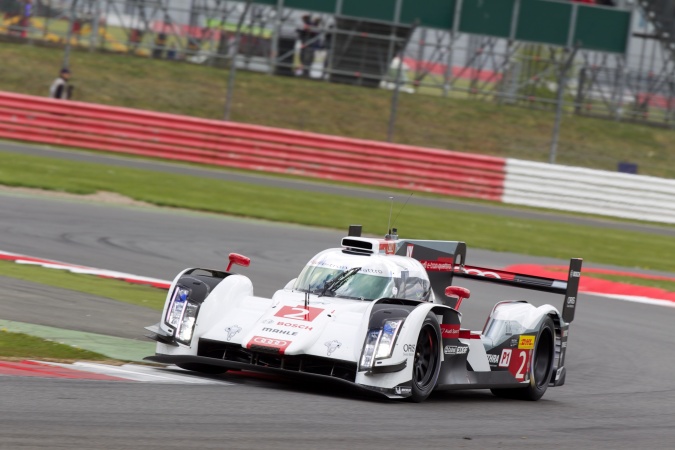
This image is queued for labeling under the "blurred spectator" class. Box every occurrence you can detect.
[167,43,177,60]
[297,14,321,77]
[153,32,167,58]
[49,68,74,100]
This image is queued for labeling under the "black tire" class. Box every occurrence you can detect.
[409,313,442,403]
[177,363,229,375]
[491,316,555,401]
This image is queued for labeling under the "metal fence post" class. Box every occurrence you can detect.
[224,0,253,121]
[549,47,578,164]
[62,0,80,70]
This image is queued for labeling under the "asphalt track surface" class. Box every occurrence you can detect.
[1,191,675,449]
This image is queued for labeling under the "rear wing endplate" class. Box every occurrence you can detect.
[453,258,583,323]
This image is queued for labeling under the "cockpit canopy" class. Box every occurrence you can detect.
[293,248,432,302]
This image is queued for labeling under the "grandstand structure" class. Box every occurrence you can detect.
[2,0,675,126]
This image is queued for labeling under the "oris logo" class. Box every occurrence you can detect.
[402,344,416,353]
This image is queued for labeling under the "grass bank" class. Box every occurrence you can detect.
[1,42,674,178]
[0,329,109,360]
[0,260,166,310]
[2,151,675,273]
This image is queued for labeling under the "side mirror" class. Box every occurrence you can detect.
[227,253,251,272]
[445,286,471,309]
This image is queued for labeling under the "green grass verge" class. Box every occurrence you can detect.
[0,259,166,311]
[0,329,108,360]
[2,151,675,273]
[1,41,675,178]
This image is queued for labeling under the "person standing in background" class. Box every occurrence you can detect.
[49,69,74,100]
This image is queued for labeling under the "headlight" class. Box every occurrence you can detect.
[165,286,199,345]
[360,319,403,370]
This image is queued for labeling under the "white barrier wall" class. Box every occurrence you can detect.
[503,159,675,224]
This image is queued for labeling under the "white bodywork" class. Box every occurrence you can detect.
[149,238,569,399]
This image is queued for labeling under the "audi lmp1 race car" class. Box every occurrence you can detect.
[145,226,582,402]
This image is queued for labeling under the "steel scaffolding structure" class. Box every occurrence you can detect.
[2,0,674,129]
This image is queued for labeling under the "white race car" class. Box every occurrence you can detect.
[145,226,582,402]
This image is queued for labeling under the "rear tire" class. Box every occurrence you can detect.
[491,316,555,401]
[177,363,228,375]
[409,313,442,403]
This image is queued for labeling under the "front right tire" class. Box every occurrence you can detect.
[409,313,442,403]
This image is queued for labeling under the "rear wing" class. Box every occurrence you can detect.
[453,258,583,323]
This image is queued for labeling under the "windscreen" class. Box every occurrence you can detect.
[293,266,395,301]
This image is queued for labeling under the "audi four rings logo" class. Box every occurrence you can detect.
[462,268,502,279]
[253,337,290,346]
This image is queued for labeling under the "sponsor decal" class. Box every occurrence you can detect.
[275,305,324,322]
[486,354,499,364]
[562,329,569,338]
[261,319,275,325]
[518,335,535,350]
[499,349,512,368]
[566,296,576,307]
[440,324,460,338]
[561,341,567,348]
[420,260,454,272]
[379,241,396,255]
[324,340,342,356]
[394,386,412,395]
[247,336,292,354]
[508,349,531,380]
[262,327,298,336]
[402,344,416,353]
[224,325,242,341]
[461,268,502,279]
[276,321,313,331]
[510,337,519,347]
[406,244,414,258]
[444,345,457,355]
[570,270,581,278]
[443,345,468,356]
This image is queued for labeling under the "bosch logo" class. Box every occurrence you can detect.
[277,321,313,331]
[402,344,416,353]
[253,337,290,346]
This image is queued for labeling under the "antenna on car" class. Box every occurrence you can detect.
[386,196,394,236]
[390,193,413,231]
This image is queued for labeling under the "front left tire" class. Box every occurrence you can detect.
[409,313,442,402]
